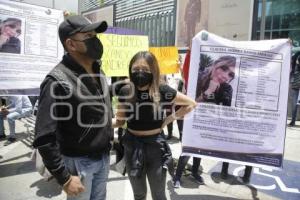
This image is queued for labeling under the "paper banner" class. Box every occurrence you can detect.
[149,46,179,75]
[99,34,149,77]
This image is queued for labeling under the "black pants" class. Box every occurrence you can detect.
[115,128,124,162]
[123,132,167,200]
[221,162,252,179]
[174,156,201,181]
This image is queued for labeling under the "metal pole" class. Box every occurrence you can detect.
[260,0,266,40]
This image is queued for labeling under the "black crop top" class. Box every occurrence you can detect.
[118,84,177,130]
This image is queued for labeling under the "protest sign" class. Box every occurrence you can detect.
[149,46,179,74]
[99,33,148,77]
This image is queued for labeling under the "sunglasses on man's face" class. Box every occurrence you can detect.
[6,24,21,35]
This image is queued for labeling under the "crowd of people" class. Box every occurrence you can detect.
[0,15,298,200]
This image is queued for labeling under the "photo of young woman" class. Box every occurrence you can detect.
[195,55,236,106]
[0,17,22,54]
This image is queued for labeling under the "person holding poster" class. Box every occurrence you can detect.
[33,16,113,200]
[173,51,203,188]
[289,52,300,126]
[0,17,21,54]
[195,55,236,105]
[113,51,197,200]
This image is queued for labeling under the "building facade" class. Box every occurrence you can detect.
[252,0,300,48]
[18,0,298,48]
[79,0,175,46]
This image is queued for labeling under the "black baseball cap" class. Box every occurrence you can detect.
[58,15,107,44]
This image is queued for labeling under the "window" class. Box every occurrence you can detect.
[252,0,300,47]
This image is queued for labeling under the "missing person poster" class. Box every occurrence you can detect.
[0,1,64,95]
[182,30,291,168]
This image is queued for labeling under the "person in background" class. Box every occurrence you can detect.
[113,51,197,200]
[111,76,129,163]
[165,75,185,140]
[170,77,185,140]
[165,55,185,140]
[0,18,21,54]
[0,96,32,145]
[289,52,300,126]
[33,15,112,200]
[173,156,203,188]
[173,52,203,188]
[165,75,177,139]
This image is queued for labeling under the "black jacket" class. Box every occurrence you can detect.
[0,37,20,54]
[33,54,113,185]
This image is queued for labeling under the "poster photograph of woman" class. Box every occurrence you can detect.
[195,53,238,106]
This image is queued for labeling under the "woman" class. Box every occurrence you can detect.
[0,18,21,54]
[196,55,236,106]
[112,51,196,200]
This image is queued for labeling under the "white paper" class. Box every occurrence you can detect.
[182,30,291,168]
[0,0,64,95]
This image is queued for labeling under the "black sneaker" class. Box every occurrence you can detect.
[192,173,204,185]
[0,134,6,141]
[288,122,296,127]
[4,137,16,146]
[220,172,228,179]
[242,176,250,184]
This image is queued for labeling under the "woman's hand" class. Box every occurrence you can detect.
[162,91,197,130]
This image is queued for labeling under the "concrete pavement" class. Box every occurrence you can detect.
[0,120,299,200]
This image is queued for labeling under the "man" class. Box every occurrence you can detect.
[289,52,300,126]
[0,96,32,145]
[33,15,113,200]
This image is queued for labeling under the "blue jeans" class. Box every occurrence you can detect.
[0,108,32,137]
[291,88,300,124]
[63,154,110,200]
